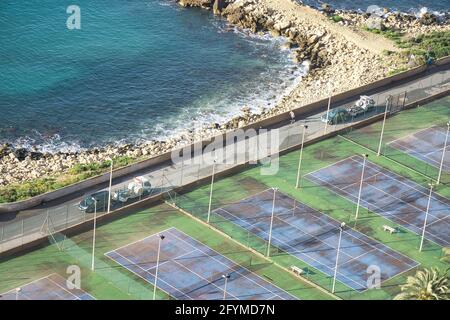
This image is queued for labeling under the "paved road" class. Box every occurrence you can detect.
[1,63,449,253]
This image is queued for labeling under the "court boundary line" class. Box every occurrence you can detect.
[106,227,295,300]
[349,156,450,216]
[216,203,374,291]
[264,190,421,268]
[170,228,296,300]
[388,139,449,171]
[306,158,449,247]
[232,188,419,267]
[106,249,191,300]
[0,273,93,300]
[387,125,442,145]
[307,170,449,247]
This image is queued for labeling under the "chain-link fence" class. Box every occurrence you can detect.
[1,68,449,254]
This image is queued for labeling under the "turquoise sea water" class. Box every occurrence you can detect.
[0,0,303,151]
[1,0,448,152]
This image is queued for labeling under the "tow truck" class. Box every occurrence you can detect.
[112,176,153,203]
[347,96,376,117]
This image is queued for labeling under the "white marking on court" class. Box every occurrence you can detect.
[306,157,450,247]
[169,228,295,299]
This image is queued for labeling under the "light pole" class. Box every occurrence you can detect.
[153,234,165,300]
[207,159,217,224]
[295,124,308,189]
[324,96,332,134]
[355,154,369,222]
[332,222,345,294]
[15,287,21,301]
[377,96,391,156]
[222,274,230,300]
[91,197,98,271]
[107,159,113,214]
[419,183,434,252]
[266,188,278,257]
[437,122,449,185]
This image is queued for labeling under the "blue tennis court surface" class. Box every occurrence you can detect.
[214,190,418,292]
[306,155,450,247]
[0,274,94,300]
[388,126,449,173]
[105,227,295,300]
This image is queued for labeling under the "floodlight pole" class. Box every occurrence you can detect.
[419,184,434,252]
[91,198,98,271]
[207,160,217,224]
[377,96,391,156]
[295,125,308,189]
[222,274,230,300]
[153,234,165,300]
[437,122,449,185]
[107,160,113,214]
[15,288,21,301]
[266,188,277,257]
[324,96,332,134]
[332,222,345,294]
[355,154,369,222]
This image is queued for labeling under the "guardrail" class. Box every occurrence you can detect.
[0,56,449,214]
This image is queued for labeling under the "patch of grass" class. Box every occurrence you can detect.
[0,156,134,203]
[405,31,450,61]
[364,26,404,44]
[330,15,343,23]
[388,67,408,76]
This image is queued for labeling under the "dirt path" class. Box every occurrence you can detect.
[265,0,399,54]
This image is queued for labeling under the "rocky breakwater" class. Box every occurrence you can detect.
[318,4,450,37]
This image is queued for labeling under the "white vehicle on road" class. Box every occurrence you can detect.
[112,176,153,203]
[347,95,376,117]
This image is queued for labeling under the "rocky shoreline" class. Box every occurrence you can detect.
[0,0,448,188]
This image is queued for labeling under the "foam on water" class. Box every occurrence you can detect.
[0,0,307,153]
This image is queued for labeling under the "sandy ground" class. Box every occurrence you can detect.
[266,0,400,54]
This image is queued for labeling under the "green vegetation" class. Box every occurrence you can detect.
[405,31,450,61]
[366,26,449,65]
[364,26,403,44]
[388,67,408,76]
[0,156,133,203]
[394,267,449,300]
[330,15,343,23]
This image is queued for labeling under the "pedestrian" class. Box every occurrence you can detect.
[290,110,295,124]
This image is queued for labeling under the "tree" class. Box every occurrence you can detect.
[394,267,449,300]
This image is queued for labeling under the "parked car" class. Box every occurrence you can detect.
[321,108,351,125]
[78,190,109,213]
[112,176,153,203]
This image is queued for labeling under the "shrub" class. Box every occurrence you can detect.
[330,15,343,23]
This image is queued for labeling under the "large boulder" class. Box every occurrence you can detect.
[213,0,225,15]
[178,0,213,9]
[365,16,386,31]
[419,13,438,25]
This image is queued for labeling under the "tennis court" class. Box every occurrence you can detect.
[388,126,449,173]
[105,227,295,300]
[306,155,450,247]
[213,190,418,292]
[0,273,94,300]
